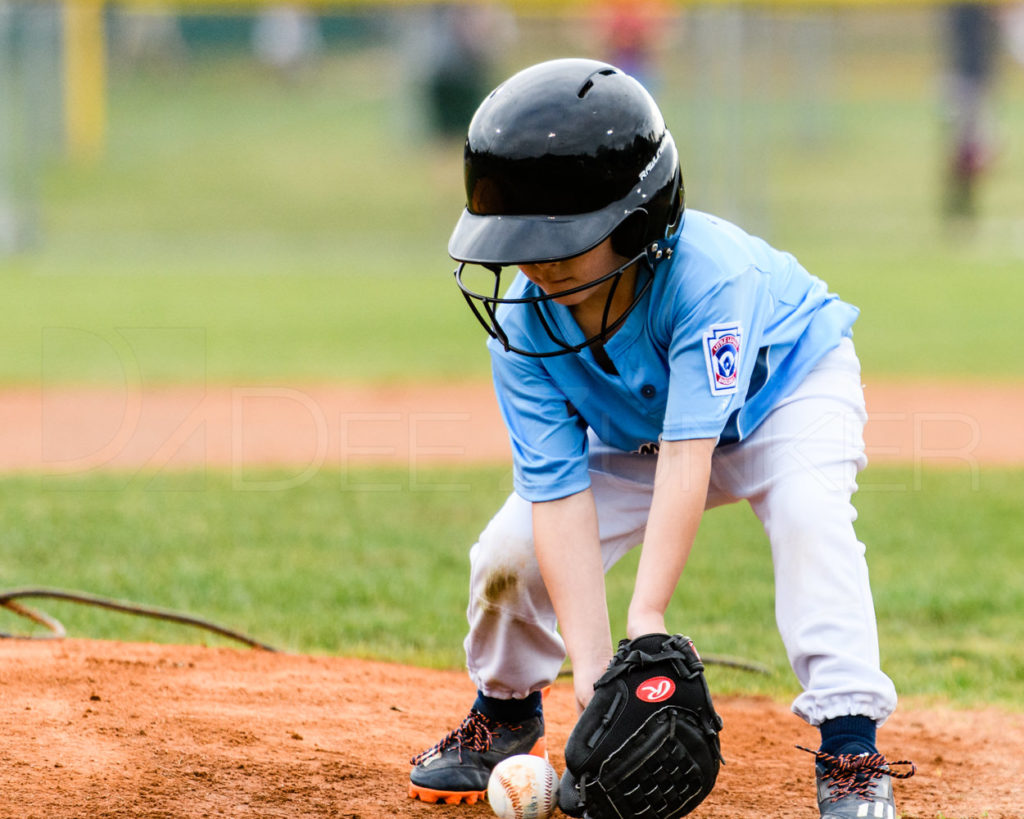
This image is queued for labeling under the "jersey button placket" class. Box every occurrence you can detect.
[641,384,657,399]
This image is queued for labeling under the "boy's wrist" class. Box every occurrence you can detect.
[626,604,667,639]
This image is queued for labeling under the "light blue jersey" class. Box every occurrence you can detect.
[488,210,859,502]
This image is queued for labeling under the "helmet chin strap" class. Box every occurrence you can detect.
[455,242,673,358]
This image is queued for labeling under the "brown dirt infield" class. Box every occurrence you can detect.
[1,379,1022,473]
[1,381,1021,818]
[2,639,1021,819]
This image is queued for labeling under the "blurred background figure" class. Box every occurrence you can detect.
[419,3,515,141]
[115,5,187,70]
[591,0,674,92]
[1003,2,1024,65]
[942,2,1000,219]
[252,4,323,80]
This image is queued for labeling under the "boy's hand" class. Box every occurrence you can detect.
[571,650,613,714]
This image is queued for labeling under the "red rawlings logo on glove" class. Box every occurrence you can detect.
[636,676,676,703]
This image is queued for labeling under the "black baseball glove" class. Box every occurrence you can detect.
[559,633,724,819]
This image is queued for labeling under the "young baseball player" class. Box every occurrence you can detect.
[409,58,914,819]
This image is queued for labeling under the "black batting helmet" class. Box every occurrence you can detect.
[449,57,683,266]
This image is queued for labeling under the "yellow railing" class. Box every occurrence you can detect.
[64,0,106,161]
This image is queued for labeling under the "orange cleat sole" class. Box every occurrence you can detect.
[408,784,485,804]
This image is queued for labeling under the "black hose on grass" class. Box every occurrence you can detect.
[0,587,278,651]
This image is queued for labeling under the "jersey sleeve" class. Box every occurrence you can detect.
[489,343,592,502]
[660,264,774,442]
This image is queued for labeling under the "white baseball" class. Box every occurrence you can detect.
[487,754,559,819]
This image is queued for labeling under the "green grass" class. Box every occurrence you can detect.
[5,266,484,384]
[2,465,1021,710]
[1,19,1023,385]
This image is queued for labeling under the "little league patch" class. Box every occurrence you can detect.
[703,324,742,396]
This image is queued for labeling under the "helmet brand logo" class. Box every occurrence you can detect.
[636,676,676,703]
[638,141,666,181]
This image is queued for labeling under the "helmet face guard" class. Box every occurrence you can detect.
[454,243,673,358]
[449,58,684,357]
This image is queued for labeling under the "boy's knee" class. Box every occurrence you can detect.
[472,528,543,594]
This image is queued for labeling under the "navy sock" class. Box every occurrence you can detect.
[819,715,878,757]
[473,690,543,724]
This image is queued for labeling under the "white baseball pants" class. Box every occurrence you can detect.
[463,338,898,726]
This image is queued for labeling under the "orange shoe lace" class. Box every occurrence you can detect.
[798,746,916,803]
[410,710,500,766]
